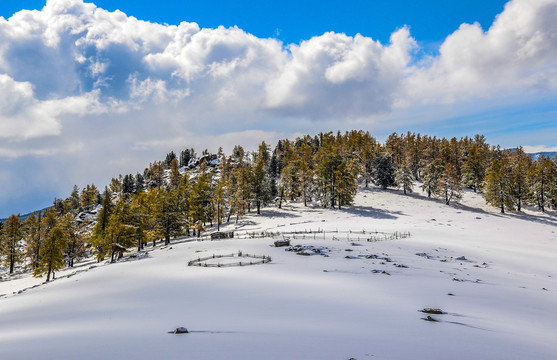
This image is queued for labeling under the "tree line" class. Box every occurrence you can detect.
[1,130,556,280]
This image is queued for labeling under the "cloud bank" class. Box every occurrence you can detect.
[0,0,556,216]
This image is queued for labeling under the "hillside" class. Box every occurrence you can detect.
[1,186,556,360]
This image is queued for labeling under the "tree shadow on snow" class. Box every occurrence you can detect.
[343,205,401,220]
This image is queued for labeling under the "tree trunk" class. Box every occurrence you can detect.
[217,203,221,231]
[9,251,14,274]
[257,200,261,215]
[46,264,52,282]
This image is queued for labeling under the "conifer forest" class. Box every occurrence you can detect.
[1,130,556,280]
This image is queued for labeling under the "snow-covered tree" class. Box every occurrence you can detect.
[436,163,462,205]
[396,161,414,195]
[372,155,396,189]
[422,160,444,198]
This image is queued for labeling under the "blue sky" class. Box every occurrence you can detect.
[2,0,508,45]
[0,0,556,218]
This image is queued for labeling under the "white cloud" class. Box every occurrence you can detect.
[263,28,416,119]
[402,0,557,104]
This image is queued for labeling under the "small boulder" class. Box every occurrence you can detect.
[173,327,189,334]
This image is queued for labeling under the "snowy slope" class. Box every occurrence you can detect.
[1,187,556,360]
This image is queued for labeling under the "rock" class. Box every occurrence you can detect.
[423,316,439,322]
[173,327,189,334]
[420,308,444,314]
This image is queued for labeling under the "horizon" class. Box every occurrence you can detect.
[0,0,556,217]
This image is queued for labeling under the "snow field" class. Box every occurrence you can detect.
[1,187,556,359]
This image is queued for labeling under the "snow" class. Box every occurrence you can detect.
[1,187,556,359]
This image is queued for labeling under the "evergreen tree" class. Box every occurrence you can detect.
[60,214,86,267]
[509,148,531,212]
[148,161,165,189]
[436,163,462,205]
[484,157,513,213]
[316,152,357,208]
[152,188,183,246]
[462,143,486,192]
[0,214,23,274]
[298,143,315,206]
[92,191,113,261]
[109,176,122,196]
[80,184,100,211]
[396,161,414,195]
[105,198,136,261]
[528,155,556,212]
[230,164,250,223]
[212,177,228,231]
[180,148,195,168]
[280,155,300,201]
[33,226,66,282]
[164,151,177,168]
[189,172,213,233]
[64,185,81,213]
[422,160,444,198]
[250,157,272,214]
[372,155,396,189]
[122,174,135,194]
[168,158,181,190]
[23,211,43,271]
[134,173,145,194]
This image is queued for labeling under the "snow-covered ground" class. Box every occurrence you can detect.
[1,187,556,359]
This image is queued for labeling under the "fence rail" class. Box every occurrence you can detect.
[188,252,272,267]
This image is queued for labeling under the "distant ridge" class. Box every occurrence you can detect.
[529,151,557,161]
[0,208,49,223]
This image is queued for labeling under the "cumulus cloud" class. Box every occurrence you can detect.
[403,0,557,104]
[263,28,416,119]
[0,0,556,217]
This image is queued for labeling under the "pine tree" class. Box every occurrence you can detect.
[134,173,145,194]
[0,214,23,274]
[422,160,444,198]
[60,214,86,267]
[105,198,136,261]
[396,161,414,195]
[316,153,357,208]
[436,163,462,205]
[484,157,513,213]
[165,151,177,168]
[280,156,300,201]
[189,172,213,233]
[528,155,556,212]
[152,188,183,246]
[80,184,100,211]
[509,148,531,212]
[462,143,486,192]
[92,191,113,261]
[298,143,315,206]
[372,155,396,189]
[149,161,165,189]
[64,185,81,213]
[212,177,228,231]
[168,158,181,190]
[250,157,272,214]
[23,211,43,271]
[122,174,135,194]
[180,148,195,168]
[33,226,66,282]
